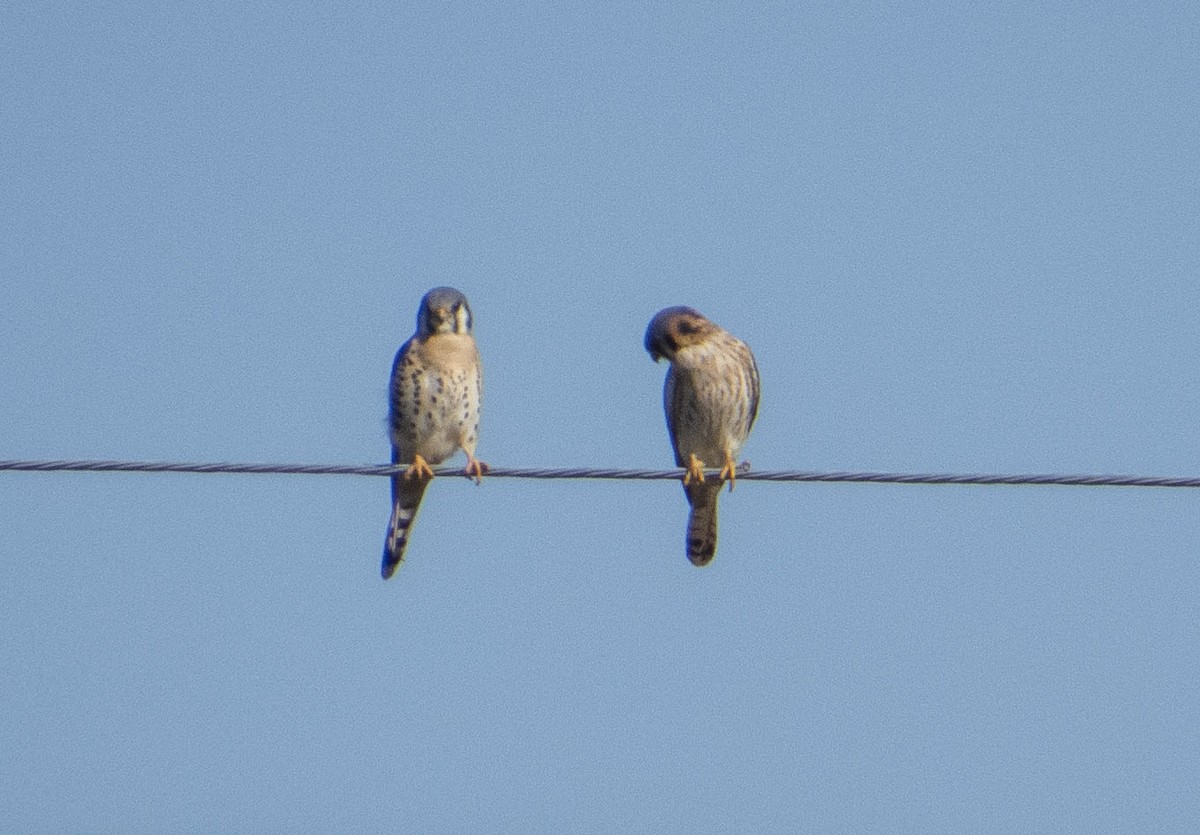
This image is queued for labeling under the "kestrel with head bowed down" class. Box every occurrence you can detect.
[645,306,760,566]
[382,287,485,579]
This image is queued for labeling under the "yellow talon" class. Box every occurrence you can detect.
[404,454,435,481]
[683,453,707,486]
[718,452,738,492]
[463,456,488,484]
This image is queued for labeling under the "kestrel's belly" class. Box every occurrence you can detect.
[672,392,746,463]
[394,373,480,465]
[415,412,470,461]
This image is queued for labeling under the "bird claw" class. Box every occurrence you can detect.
[683,453,706,486]
[718,453,739,492]
[463,456,488,484]
[404,454,435,481]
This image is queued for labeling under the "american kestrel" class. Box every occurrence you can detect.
[382,287,485,579]
[645,306,760,566]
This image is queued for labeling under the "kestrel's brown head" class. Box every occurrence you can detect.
[644,306,720,362]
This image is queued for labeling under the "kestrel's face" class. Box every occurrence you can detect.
[417,286,473,336]
[644,306,721,362]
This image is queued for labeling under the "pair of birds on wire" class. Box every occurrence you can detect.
[382,287,761,579]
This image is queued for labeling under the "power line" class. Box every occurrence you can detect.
[2,458,1200,489]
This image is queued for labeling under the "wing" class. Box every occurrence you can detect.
[663,365,687,467]
[388,336,421,460]
[743,343,761,436]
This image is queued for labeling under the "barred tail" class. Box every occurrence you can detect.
[382,477,429,579]
[684,482,720,566]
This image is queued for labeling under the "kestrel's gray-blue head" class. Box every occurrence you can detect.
[644,306,721,362]
[417,286,473,336]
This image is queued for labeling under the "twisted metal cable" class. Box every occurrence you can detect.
[2,458,1200,489]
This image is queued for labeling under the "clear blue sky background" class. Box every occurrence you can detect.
[3,2,1199,831]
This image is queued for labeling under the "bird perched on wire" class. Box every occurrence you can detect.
[382,287,485,579]
[645,306,760,566]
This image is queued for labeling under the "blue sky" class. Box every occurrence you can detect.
[3,2,1199,831]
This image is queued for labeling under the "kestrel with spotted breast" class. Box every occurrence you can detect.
[382,287,485,579]
[645,306,760,566]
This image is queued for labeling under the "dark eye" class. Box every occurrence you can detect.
[677,320,698,335]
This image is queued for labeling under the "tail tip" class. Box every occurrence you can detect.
[687,538,716,566]
[381,547,403,580]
